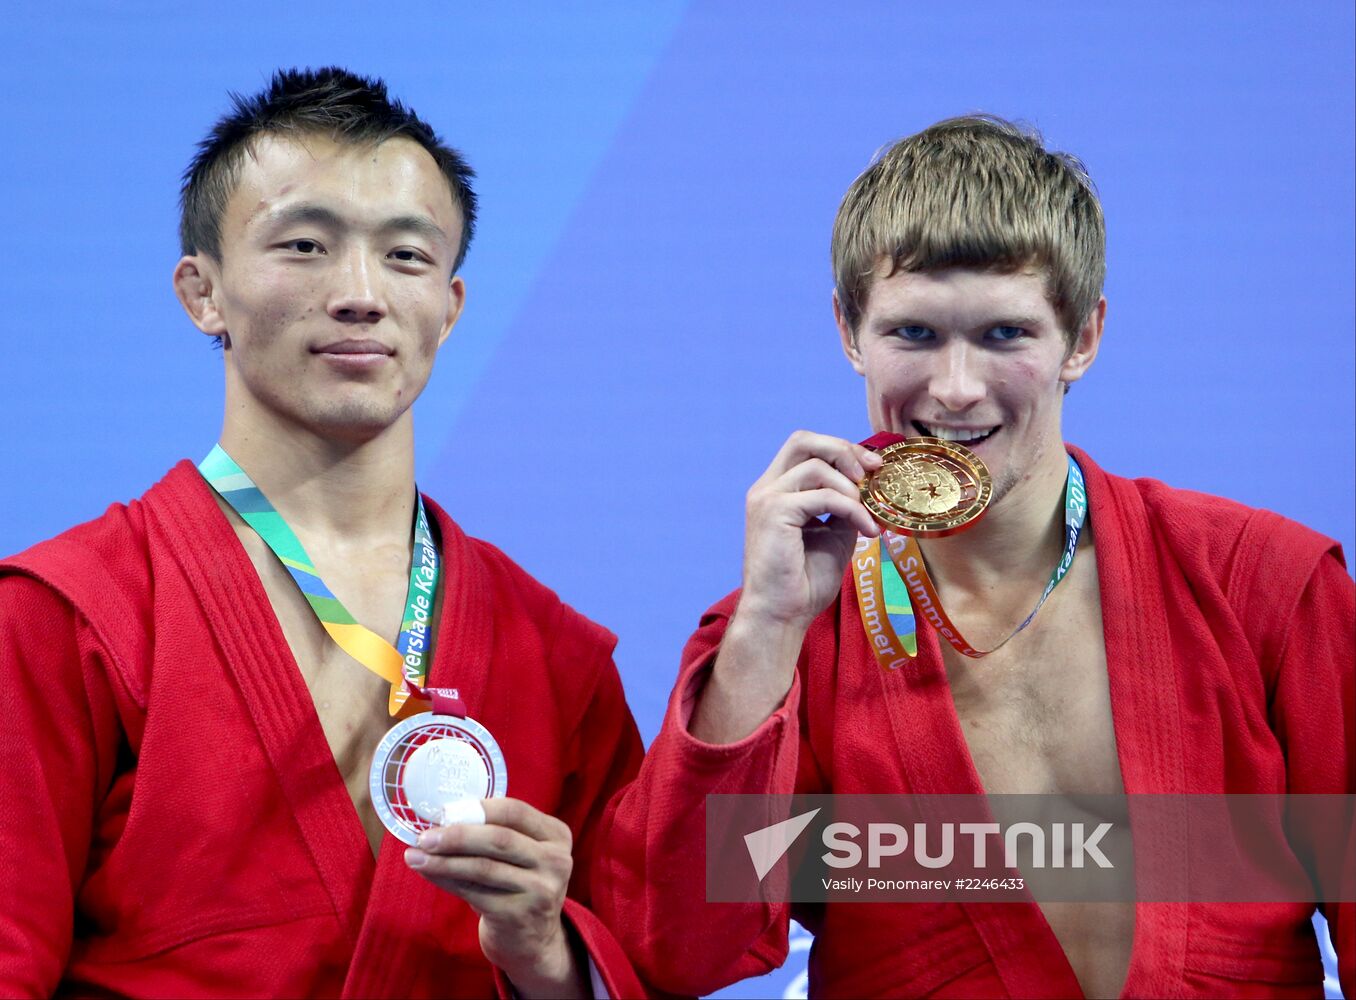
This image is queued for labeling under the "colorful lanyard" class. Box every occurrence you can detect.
[854,454,1087,668]
[199,445,439,716]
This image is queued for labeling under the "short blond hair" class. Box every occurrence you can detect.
[832,115,1104,344]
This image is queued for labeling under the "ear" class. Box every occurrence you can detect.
[173,256,229,338]
[437,276,467,348]
[834,290,866,376]
[1059,296,1106,386]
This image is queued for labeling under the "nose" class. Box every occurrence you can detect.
[327,249,387,324]
[928,340,987,411]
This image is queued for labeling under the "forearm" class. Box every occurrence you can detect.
[690,609,806,744]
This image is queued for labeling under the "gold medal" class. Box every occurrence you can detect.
[860,437,993,537]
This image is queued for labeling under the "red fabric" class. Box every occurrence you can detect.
[0,462,646,999]
[594,445,1354,998]
[861,431,908,450]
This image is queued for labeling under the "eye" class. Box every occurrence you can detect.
[284,239,325,255]
[986,325,1026,342]
[893,325,935,342]
[389,248,431,264]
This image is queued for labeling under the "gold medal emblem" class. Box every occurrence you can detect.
[860,437,993,537]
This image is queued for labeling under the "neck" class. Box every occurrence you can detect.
[916,444,1071,594]
[218,408,418,547]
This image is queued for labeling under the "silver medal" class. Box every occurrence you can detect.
[369,712,508,846]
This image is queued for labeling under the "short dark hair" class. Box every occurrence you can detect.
[179,67,477,273]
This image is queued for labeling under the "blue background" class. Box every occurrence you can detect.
[2,4,1350,997]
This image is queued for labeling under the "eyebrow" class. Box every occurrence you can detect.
[264,203,451,248]
[874,315,1046,331]
[380,214,453,248]
[979,316,1044,330]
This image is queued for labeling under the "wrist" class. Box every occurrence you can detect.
[690,610,805,745]
[724,602,812,660]
[499,920,587,999]
[712,611,804,706]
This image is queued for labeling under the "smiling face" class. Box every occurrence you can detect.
[174,133,466,444]
[838,264,1103,508]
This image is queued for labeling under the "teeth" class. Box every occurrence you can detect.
[920,424,996,443]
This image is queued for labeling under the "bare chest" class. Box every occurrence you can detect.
[232,522,410,856]
[938,547,1122,798]
[936,546,1134,997]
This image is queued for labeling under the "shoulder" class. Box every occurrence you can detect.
[1074,446,1342,586]
[0,463,205,688]
[0,462,208,590]
[2,487,149,604]
[1074,447,1346,673]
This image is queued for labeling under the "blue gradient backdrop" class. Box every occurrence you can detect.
[2,4,1351,997]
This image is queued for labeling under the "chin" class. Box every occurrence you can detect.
[306,403,406,443]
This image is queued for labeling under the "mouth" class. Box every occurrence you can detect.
[313,339,395,357]
[912,421,1000,446]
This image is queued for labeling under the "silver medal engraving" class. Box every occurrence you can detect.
[369,712,508,846]
[403,738,490,822]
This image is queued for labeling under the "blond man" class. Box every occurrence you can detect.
[593,116,1352,998]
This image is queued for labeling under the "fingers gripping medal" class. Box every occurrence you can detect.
[860,436,993,537]
[369,684,508,846]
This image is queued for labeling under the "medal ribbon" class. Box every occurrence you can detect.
[853,451,1087,668]
[199,445,449,717]
[851,533,918,671]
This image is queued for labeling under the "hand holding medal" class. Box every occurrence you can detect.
[404,798,583,996]
[692,428,1087,744]
[736,431,886,629]
[691,431,885,743]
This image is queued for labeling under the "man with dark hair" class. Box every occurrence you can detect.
[0,67,643,997]
[179,68,479,284]
[594,116,1353,997]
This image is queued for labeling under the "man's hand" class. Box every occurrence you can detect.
[404,798,588,999]
[738,431,883,630]
[691,431,881,744]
